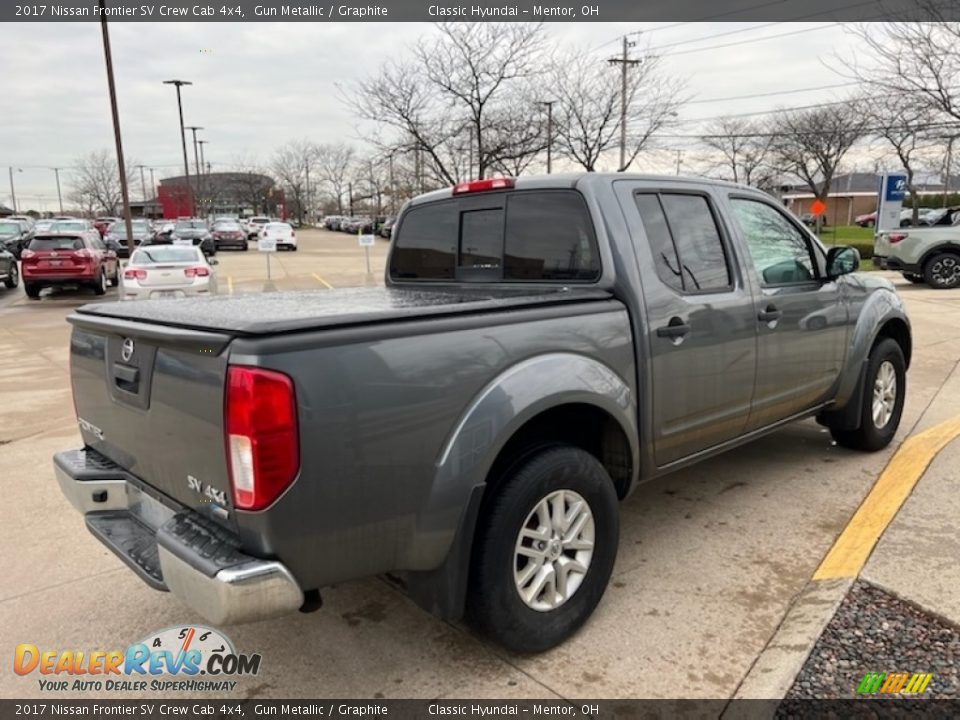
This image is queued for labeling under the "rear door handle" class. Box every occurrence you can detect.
[758,305,782,322]
[656,317,691,339]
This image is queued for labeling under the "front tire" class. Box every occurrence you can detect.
[923,253,960,290]
[467,445,619,653]
[831,338,906,451]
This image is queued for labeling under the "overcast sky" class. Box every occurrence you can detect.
[1,21,871,210]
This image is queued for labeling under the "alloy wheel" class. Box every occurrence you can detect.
[513,489,595,612]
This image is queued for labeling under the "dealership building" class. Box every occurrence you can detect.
[154,171,285,219]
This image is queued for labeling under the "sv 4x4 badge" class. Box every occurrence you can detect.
[187,475,227,506]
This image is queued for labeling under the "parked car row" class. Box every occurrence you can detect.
[855,207,954,228]
[323,215,391,235]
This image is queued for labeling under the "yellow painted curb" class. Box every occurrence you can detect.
[312,273,333,289]
[813,416,960,580]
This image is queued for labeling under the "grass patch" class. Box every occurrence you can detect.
[817,225,877,266]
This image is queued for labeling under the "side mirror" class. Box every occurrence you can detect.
[826,245,860,279]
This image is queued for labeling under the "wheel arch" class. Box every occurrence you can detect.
[918,242,960,272]
[403,352,638,621]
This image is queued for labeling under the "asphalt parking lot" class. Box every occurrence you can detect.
[2,229,959,700]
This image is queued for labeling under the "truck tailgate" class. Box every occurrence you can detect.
[67,314,235,523]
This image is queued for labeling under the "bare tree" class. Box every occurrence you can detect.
[867,96,937,223]
[769,103,869,212]
[842,15,960,124]
[68,149,136,216]
[549,47,684,172]
[700,117,776,188]
[350,23,548,185]
[270,139,317,224]
[315,142,355,215]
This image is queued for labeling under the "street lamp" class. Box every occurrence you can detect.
[198,139,209,215]
[163,79,193,215]
[8,167,22,213]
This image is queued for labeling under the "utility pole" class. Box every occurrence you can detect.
[675,149,683,176]
[539,100,556,174]
[99,0,134,255]
[163,79,193,216]
[52,168,63,213]
[8,167,20,213]
[608,34,640,172]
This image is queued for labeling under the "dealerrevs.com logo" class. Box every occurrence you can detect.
[14,625,262,693]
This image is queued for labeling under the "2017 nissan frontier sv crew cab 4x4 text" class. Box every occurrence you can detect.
[55,174,911,652]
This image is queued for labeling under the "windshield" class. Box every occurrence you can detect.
[0,222,20,235]
[266,223,292,232]
[175,220,206,230]
[110,222,150,236]
[29,236,84,251]
[53,221,88,232]
[131,247,202,264]
[215,222,243,231]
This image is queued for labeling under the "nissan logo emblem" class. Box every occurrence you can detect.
[121,338,135,362]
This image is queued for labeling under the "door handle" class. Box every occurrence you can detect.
[656,317,691,339]
[758,305,782,322]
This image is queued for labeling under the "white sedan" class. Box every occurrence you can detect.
[121,245,218,300]
[260,222,297,251]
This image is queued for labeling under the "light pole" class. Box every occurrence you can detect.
[52,168,64,213]
[198,140,209,214]
[185,126,203,179]
[163,79,193,216]
[539,100,556,174]
[136,165,147,201]
[8,167,21,212]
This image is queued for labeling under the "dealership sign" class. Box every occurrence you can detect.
[876,173,907,232]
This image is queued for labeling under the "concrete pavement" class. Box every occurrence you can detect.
[1,231,959,701]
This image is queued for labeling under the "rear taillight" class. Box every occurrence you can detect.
[888,233,907,244]
[225,366,299,511]
[20,249,35,260]
[452,177,515,195]
[123,268,147,280]
[184,266,210,278]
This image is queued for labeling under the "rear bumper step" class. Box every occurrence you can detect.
[54,448,304,625]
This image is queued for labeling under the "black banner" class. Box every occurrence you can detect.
[3,700,960,720]
[2,0,958,23]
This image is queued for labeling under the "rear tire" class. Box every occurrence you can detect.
[830,338,905,451]
[93,269,107,296]
[923,253,960,290]
[3,264,17,289]
[24,282,40,299]
[467,445,619,653]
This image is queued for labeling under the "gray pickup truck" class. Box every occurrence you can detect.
[55,174,911,652]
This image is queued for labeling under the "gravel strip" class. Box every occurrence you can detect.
[785,580,960,699]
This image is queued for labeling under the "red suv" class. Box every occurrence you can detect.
[21,224,119,299]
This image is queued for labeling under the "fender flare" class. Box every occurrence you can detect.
[404,352,638,619]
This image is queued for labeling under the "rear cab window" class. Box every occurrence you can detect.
[29,236,84,251]
[390,190,601,283]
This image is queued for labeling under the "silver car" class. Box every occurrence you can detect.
[121,245,218,300]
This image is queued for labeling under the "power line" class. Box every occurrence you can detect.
[656,23,844,58]
[687,82,859,105]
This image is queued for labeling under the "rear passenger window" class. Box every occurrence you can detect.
[634,192,731,292]
[390,190,600,282]
[634,194,683,292]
